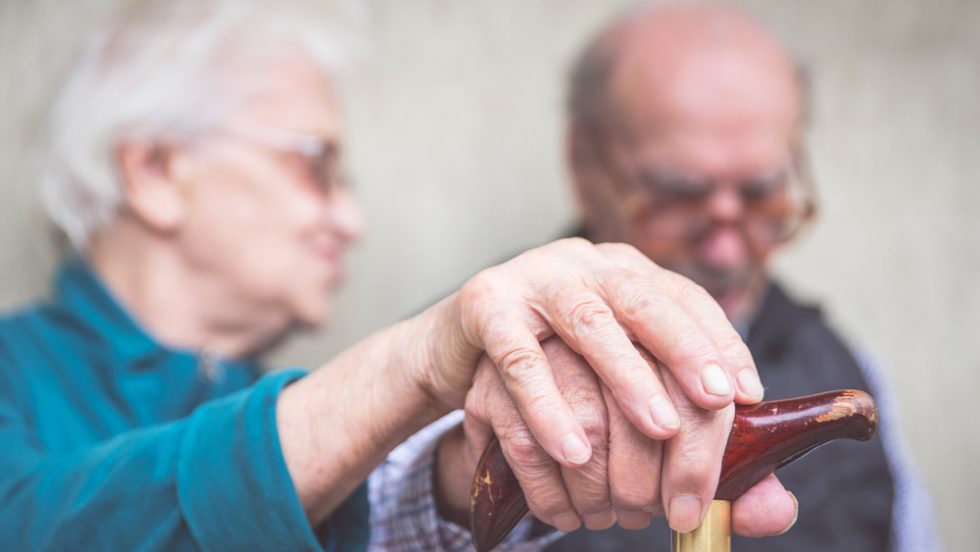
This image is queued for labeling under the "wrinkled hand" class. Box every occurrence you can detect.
[424,238,765,468]
[436,338,796,535]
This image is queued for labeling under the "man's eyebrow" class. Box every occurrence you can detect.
[636,165,708,185]
[637,162,790,184]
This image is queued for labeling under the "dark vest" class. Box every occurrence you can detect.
[545,282,894,552]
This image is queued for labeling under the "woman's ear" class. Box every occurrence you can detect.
[114,139,188,234]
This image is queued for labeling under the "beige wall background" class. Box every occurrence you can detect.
[2,0,977,548]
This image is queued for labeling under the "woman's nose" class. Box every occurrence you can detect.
[325,189,365,244]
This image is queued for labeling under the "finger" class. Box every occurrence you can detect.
[596,243,763,408]
[603,382,663,531]
[479,310,594,467]
[537,286,681,440]
[597,243,763,404]
[731,474,798,537]
[465,359,581,532]
[659,369,735,533]
[601,269,736,411]
[460,371,495,460]
[655,270,764,404]
[542,339,615,531]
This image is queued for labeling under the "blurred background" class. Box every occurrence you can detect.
[1,0,977,548]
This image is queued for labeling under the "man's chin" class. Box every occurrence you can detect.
[689,267,769,327]
[671,264,756,300]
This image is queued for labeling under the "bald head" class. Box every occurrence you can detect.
[569,3,805,140]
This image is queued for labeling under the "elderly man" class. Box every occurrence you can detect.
[0,1,798,551]
[549,3,937,552]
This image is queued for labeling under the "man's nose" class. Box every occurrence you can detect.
[704,184,745,223]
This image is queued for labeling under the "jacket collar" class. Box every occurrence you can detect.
[52,256,163,364]
[50,256,260,378]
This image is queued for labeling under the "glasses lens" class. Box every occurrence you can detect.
[626,155,813,244]
[309,150,335,194]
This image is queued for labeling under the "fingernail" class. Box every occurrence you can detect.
[777,491,799,535]
[649,394,680,430]
[552,511,582,533]
[701,363,732,396]
[615,510,654,530]
[561,433,591,465]
[582,511,616,530]
[737,369,765,400]
[668,494,704,533]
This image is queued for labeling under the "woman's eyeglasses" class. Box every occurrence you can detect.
[207,125,347,196]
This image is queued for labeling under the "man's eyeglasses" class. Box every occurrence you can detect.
[585,138,816,245]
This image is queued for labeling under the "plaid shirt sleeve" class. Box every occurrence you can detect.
[855,351,943,552]
[368,411,561,551]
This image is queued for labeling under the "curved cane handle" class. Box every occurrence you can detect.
[470,389,878,552]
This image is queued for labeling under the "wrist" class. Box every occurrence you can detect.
[411,294,478,414]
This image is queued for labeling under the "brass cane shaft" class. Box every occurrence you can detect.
[671,500,731,552]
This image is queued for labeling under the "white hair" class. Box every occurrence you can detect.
[42,0,358,249]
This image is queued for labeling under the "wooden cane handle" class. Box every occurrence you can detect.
[470,389,878,552]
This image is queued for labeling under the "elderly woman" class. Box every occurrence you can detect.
[0,1,796,550]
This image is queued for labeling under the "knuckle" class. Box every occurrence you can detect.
[460,270,488,301]
[458,273,505,335]
[670,273,710,302]
[460,268,502,309]
[611,488,657,513]
[501,428,552,470]
[610,469,660,512]
[616,283,667,324]
[558,236,593,251]
[564,297,613,335]
[497,347,546,383]
[527,495,575,522]
[542,237,597,265]
[608,453,661,513]
[596,241,634,255]
[598,242,648,265]
[670,449,716,486]
[566,473,612,514]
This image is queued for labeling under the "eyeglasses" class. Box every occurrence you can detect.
[206,125,347,196]
[582,137,816,245]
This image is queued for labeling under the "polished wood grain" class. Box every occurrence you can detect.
[471,389,878,552]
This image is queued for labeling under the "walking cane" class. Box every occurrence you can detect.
[470,389,878,552]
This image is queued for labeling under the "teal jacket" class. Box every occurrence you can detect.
[0,259,369,550]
